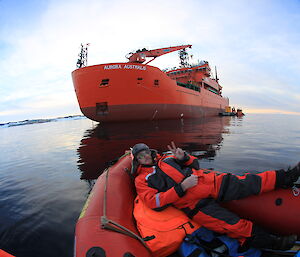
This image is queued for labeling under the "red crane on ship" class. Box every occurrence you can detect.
[126,45,192,65]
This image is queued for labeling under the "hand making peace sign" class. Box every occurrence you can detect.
[167,141,185,160]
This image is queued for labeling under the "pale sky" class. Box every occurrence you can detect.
[1,0,300,123]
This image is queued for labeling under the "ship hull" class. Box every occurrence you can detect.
[72,63,229,122]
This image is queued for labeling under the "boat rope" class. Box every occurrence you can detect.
[292,185,300,197]
[101,165,151,251]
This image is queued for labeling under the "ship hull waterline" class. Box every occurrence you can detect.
[81,104,224,122]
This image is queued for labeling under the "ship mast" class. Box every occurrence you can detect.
[179,48,190,68]
[215,66,219,82]
[76,43,89,68]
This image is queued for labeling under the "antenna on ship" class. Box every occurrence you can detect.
[179,48,190,68]
[76,43,90,68]
[215,66,219,82]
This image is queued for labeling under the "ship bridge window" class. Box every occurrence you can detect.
[176,82,200,92]
[100,79,109,87]
[203,83,219,95]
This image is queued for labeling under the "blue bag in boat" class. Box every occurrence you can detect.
[179,227,262,257]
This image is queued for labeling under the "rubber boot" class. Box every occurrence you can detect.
[276,162,300,188]
[246,225,297,250]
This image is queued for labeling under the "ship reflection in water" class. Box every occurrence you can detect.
[77,116,233,181]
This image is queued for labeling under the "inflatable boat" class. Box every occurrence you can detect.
[75,153,151,257]
[0,249,15,257]
[74,153,300,257]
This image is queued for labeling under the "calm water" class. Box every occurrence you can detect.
[0,114,299,257]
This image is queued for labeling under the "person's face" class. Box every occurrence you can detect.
[137,149,153,165]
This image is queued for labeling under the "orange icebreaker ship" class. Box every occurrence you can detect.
[72,44,229,122]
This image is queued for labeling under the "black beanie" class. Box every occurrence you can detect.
[131,143,150,159]
[131,143,155,175]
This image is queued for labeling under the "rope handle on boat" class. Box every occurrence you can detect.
[101,164,151,251]
[101,216,150,249]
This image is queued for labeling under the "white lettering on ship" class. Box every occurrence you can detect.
[123,65,146,70]
[104,65,122,70]
[103,64,146,70]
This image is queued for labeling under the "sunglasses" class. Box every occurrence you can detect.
[137,150,151,160]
